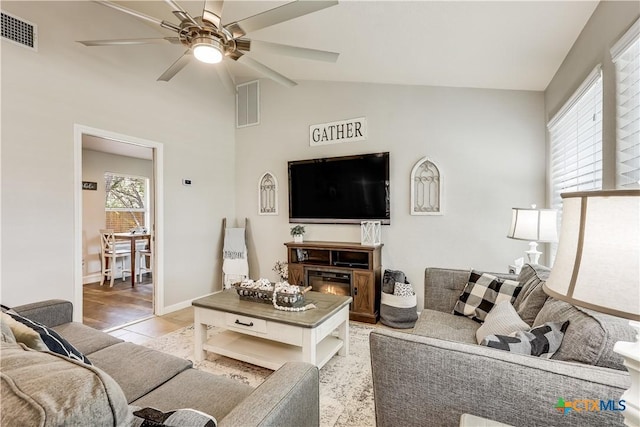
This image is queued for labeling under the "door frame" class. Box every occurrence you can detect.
[73,124,165,322]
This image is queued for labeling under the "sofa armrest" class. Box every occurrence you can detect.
[219,362,319,427]
[424,268,517,313]
[11,300,73,327]
[370,329,630,427]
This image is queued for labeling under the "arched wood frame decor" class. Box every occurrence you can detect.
[258,172,278,215]
[411,157,442,215]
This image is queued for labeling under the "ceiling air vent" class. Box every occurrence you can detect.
[1,11,38,51]
[236,80,260,128]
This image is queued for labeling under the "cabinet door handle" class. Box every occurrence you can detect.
[354,287,358,295]
[235,319,254,327]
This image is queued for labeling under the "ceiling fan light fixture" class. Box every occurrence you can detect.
[192,36,223,64]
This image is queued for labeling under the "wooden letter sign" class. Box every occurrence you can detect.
[310,117,367,146]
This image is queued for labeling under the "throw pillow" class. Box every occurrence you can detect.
[1,314,17,344]
[512,264,551,325]
[382,270,406,294]
[132,407,216,427]
[4,311,92,365]
[393,282,414,297]
[533,298,636,371]
[1,312,48,350]
[480,321,569,357]
[453,271,523,323]
[475,301,530,344]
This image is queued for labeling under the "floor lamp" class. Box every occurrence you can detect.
[543,190,640,427]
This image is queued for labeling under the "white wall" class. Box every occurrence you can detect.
[1,1,235,312]
[544,1,639,190]
[82,148,153,282]
[235,80,546,310]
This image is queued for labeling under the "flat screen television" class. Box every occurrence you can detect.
[288,152,390,224]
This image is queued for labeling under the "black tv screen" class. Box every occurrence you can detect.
[288,152,390,224]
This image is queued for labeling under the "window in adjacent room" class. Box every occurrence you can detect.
[104,172,149,233]
[612,19,640,189]
[548,66,603,260]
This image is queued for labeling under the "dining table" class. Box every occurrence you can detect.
[114,231,151,287]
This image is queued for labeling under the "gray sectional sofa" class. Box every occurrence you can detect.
[370,264,633,427]
[1,299,319,426]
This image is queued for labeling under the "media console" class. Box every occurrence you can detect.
[285,241,382,323]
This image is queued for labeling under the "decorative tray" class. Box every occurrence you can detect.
[233,279,306,308]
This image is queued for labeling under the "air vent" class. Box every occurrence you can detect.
[236,80,260,128]
[1,11,37,51]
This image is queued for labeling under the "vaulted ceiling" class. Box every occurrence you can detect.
[98,0,599,91]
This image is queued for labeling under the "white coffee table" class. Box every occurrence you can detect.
[192,290,352,370]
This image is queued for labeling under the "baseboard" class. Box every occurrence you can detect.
[159,290,220,315]
[83,273,102,285]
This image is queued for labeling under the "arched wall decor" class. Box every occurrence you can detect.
[258,172,278,215]
[410,157,442,215]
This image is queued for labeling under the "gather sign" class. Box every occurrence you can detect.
[309,117,367,146]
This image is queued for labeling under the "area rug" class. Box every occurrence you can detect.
[142,322,378,427]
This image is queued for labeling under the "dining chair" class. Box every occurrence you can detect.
[99,229,132,287]
[137,236,152,283]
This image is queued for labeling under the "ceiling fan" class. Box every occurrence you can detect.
[78,0,340,92]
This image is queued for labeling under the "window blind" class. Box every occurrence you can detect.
[612,19,640,189]
[548,66,603,211]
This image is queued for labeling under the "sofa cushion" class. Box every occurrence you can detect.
[413,309,479,344]
[512,264,550,325]
[53,322,123,355]
[1,314,16,344]
[131,369,252,421]
[4,311,92,365]
[87,342,192,402]
[453,271,522,323]
[475,301,530,344]
[480,321,569,357]
[533,298,636,371]
[0,341,132,426]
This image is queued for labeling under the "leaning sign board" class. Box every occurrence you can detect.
[310,117,367,146]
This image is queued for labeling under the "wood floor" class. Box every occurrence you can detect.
[83,273,194,343]
[83,274,154,330]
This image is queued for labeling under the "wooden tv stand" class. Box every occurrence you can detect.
[285,241,382,323]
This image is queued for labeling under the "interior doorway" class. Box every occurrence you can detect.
[73,125,165,328]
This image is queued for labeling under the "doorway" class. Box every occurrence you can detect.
[73,125,165,328]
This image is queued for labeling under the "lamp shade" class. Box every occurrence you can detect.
[543,190,640,321]
[507,208,558,242]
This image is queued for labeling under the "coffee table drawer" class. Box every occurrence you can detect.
[225,313,268,334]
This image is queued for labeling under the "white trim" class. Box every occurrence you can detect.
[548,65,602,128]
[74,125,165,319]
[611,18,640,63]
[83,273,102,285]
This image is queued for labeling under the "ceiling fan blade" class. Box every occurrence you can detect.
[157,51,192,82]
[250,40,338,62]
[78,37,180,47]
[216,61,236,94]
[225,0,338,39]
[95,1,181,32]
[237,55,297,88]
[164,0,202,28]
[202,0,224,28]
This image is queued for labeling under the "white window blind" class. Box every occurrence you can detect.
[548,66,603,210]
[612,19,640,189]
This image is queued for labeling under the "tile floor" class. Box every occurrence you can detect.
[107,306,194,344]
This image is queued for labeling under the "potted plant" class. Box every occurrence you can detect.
[290,225,306,243]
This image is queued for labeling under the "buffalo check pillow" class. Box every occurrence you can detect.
[453,270,523,323]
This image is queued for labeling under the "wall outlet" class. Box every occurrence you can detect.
[182,179,192,186]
